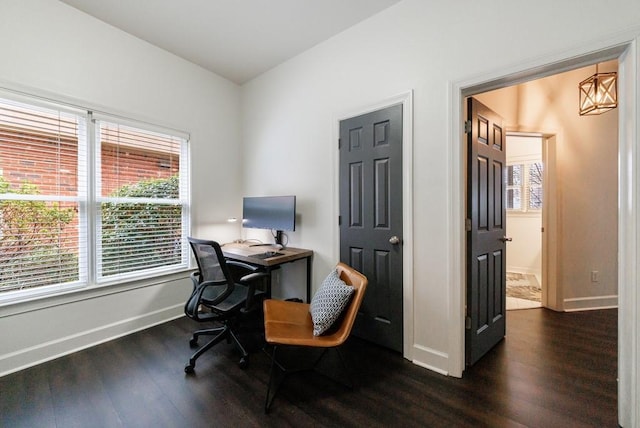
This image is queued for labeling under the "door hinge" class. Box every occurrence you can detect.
[338,215,341,226]
[465,218,472,232]
[464,120,472,134]
[465,316,471,330]
[541,227,545,233]
[338,138,342,149]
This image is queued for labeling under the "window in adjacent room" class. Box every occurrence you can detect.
[505,133,544,214]
[506,161,543,212]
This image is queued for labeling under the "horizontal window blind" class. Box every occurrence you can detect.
[0,90,191,302]
[506,164,522,210]
[96,120,189,281]
[506,162,543,212]
[0,97,87,293]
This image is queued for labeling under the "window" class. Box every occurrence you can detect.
[96,119,189,282]
[506,161,543,212]
[0,93,190,301]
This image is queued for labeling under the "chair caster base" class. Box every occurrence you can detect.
[189,338,198,348]
[184,363,195,373]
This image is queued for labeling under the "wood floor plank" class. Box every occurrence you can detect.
[0,308,618,427]
[47,351,122,427]
[0,364,56,428]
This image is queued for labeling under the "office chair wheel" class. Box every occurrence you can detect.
[184,363,195,374]
[189,338,198,348]
[238,357,248,369]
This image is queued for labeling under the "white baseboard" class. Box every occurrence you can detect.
[411,344,449,376]
[563,295,618,312]
[0,304,184,377]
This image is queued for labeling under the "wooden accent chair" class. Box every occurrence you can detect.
[263,262,368,412]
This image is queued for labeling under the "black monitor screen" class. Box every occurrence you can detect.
[242,196,296,232]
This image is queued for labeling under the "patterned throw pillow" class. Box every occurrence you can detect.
[310,269,354,336]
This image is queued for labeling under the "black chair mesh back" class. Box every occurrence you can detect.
[192,241,226,283]
[187,239,237,306]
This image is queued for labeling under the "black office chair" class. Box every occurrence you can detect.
[184,237,267,373]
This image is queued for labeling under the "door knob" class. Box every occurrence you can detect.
[389,236,401,245]
[499,236,513,243]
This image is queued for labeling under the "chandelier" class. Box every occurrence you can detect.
[579,64,617,115]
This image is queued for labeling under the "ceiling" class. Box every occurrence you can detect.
[59,0,402,84]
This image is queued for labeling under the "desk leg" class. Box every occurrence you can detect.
[306,256,312,303]
[265,267,273,300]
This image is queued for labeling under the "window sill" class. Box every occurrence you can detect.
[0,268,195,318]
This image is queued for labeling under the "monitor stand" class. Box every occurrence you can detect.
[275,230,284,247]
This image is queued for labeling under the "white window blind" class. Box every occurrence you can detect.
[0,90,191,302]
[506,164,523,210]
[506,162,543,212]
[0,97,87,294]
[96,119,189,281]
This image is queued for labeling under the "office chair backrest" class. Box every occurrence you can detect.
[187,237,235,302]
[327,262,368,345]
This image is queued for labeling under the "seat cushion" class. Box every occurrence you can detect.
[309,269,354,336]
[264,299,344,347]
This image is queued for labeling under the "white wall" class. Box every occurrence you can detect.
[518,66,619,311]
[0,0,241,375]
[240,0,638,383]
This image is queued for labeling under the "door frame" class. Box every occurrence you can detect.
[448,35,639,426]
[333,90,414,359]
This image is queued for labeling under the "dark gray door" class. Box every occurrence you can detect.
[339,104,403,353]
[466,97,507,366]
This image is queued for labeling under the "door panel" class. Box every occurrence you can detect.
[466,97,507,366]
[339,104,403,352]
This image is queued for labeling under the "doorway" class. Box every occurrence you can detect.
[504,133,543,311]
[449,40,637,425]
[466,62,619,364]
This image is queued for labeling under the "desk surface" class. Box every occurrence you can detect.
[221,243,313,267]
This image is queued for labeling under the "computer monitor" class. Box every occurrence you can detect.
[242,196,296,246]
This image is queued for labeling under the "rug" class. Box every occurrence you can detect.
[506,272,541,302]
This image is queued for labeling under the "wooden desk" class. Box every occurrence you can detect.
[221,243,314,302]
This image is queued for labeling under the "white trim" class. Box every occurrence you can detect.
[617,37,639,428]
[449,31,640,426]
[563,295,619,312]
[0,269,192,314]
[0,304,184,377]
[333,90,414,361]
[411,345,449,376]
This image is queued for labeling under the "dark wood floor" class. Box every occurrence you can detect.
[0,308,617,427]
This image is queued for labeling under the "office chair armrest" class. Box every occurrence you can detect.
[226,259,263,273]
[186,272,232,321]
[237,270,270,313]
[226,259,266,285]
[239,271,269,284]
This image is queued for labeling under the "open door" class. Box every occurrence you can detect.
[465,97,507,366]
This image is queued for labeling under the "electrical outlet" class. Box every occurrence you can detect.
[591,270,600,283]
